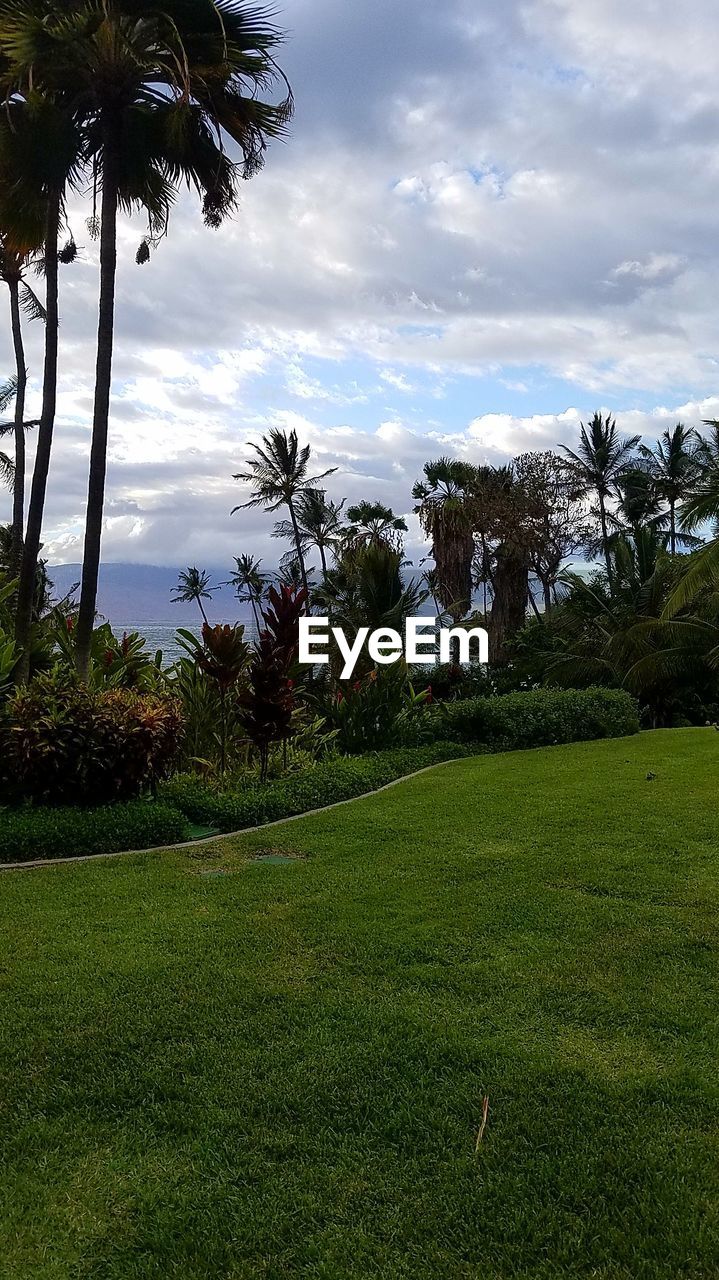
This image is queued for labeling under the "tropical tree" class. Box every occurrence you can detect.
[226,553,269,632]
[0,378,17,494]
[344,500,407,553]
[315,541,427,680]
[513,451,594,615]
[612,467,664,541]
[0,0,293,677]
[0,85,82,675]
[678,419,719,534]
[273,488,345,580]
[560,412,641,592]
[233,428,335,601]
[639,423,700,554]
[413,459,474,625]
[171,566,217,626]
[0,230,46,573]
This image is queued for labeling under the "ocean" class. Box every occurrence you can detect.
[110,617,260,666]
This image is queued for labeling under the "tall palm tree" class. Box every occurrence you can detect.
[344,500,407,552]
[171,566,217,626]
[560,412,641,592]
[233,429,336,602]
[226,554,269,632]
[639,423,700,554]
[0,231,45,574]
[2,1,293,678]
[273,489,345,579]
[0,86,82,675]
[413,458,474,625]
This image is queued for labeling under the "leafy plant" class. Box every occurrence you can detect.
[2,671,183,804]
[241,585,306,780]
[177,623,251,777]
[321,664,432,753]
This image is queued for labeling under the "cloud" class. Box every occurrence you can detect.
[2,0,719,567]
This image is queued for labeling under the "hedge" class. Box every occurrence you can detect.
[161,741,470,833]
[0,800,190,864]
[0,689,640,862]
[440,686,640,749]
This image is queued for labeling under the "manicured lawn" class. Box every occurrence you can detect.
[1,728,718,1279]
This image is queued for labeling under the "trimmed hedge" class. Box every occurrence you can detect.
[0,800,190,864]
[441,686,640,749]
[161,741,470,833]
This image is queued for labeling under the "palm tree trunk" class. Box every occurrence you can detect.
[318,542,327,580]
[599,494,614,593]
[14,190,61,680]
[76,123,119,678]
[287,496,310,606]
[8,276,27,580]
[669,500,676,556]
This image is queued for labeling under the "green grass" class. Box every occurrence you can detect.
[1,728,718,1279]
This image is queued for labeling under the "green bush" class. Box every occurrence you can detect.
[0,800,190,864]
[161,741,470,832]
[440,686,639,749]
[319,665,433,754]
[1,671,184,805]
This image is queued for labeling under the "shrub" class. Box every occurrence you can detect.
[1,672,183,805]
[0,799,189,864]
[440,686,639,749]
[161,741,469,832]
[320,664,433,753]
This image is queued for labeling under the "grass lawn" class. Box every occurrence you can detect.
[1,728,718,1279]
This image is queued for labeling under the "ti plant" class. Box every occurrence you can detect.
[184,623,252,777]
[241,585,307,780]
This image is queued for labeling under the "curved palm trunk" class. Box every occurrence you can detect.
[669,499,676,556]
[76,124,119,678]
[287,496,310,607]
[14,191,61,681]
[8,276,27,579]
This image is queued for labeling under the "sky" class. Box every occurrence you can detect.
[3,0,719,570]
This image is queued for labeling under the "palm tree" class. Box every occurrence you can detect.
[273,489,345,580]
[315,541,427,678]
[612,467,663,540]
[412,459,474,625]
[0,85,82,675]
[344,500,407,552]
[2,2,293,677]
[171,567,217,626]
[639,423,700,554]
[233,428,336,602]
[560,412,641,592]
[0,377,17,493]
[277,554,316,596]
[678,419,719,535]
[0,231,46,573]
[225,554,269,632]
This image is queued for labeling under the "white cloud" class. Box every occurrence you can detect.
[2,0,719,566]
